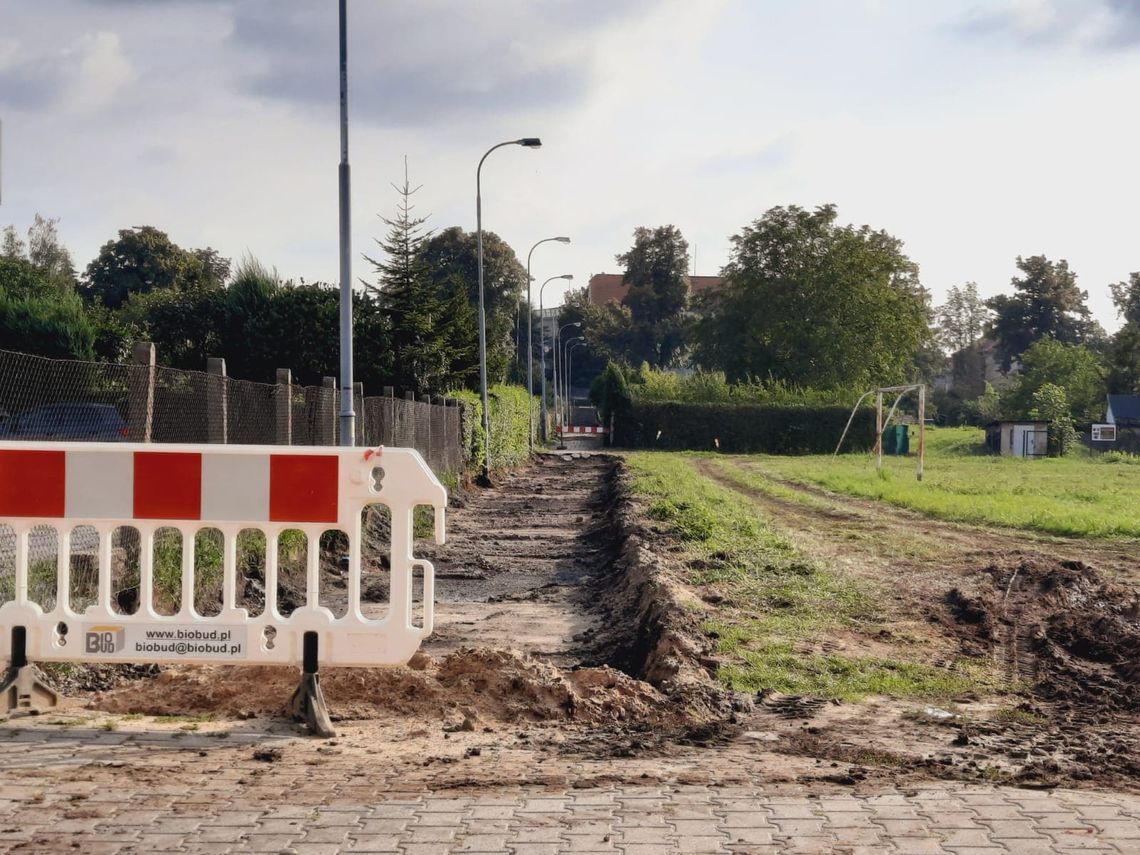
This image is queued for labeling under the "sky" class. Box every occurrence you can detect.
[1,0,1139,331]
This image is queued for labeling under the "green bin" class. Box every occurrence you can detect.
[883,424,910,455]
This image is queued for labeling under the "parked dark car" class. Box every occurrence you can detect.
[0,403,129,441]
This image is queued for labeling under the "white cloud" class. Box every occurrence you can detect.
[62,32,135,114]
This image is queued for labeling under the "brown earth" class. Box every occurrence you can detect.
[22,451,1140,794]
[696,457,1140,790]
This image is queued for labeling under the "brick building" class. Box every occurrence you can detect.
[586,273,723,306]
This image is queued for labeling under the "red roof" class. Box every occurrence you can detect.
[587,273,723,306]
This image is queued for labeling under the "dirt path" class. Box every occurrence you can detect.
[422,453,616,665]
[698,457,1138,581]
[18,452,1140,800]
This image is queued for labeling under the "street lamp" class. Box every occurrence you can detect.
[538,274,573,442]
[525,237,570,447]
[561,335,584,428]
[337,0,355,447]
[556,326,583,435]
[476,137,542,481]
[567,340,588,426]
[555,324,581,433]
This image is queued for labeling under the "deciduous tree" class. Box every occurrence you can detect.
[617,225,690,367]
[692,204,930,389]
[987,256,1094,370]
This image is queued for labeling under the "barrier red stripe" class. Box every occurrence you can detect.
[0,450,66,518]
[134,452,202,520]
[269,454,339,523]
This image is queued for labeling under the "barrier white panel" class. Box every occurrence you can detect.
[0,442,446,669]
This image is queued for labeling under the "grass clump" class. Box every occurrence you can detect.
[715,640,995,702]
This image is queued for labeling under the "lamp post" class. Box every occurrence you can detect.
[538,274,573,442]
[556,328,583,435]
[555,324,581,431]
[476,137,541,480]
[526,237,570,447]
[336,0,355,447]
[561,335,584,428]
[567,341,587,427]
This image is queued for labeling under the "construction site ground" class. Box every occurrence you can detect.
[2,451,1140,853]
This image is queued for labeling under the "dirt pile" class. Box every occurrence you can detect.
[946,559,1140,715]
[89,647,683,730]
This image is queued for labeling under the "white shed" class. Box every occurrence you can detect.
[985,420,1049,458]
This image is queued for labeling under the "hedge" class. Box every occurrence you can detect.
[614,401,875,454]
[452,385,536,472]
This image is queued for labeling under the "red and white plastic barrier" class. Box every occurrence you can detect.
[557,425,608,435]
[0,441,446,668]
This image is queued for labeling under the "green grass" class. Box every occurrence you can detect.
[741,426,1140,539]
[715,641,992,701]
[625,452,995,700]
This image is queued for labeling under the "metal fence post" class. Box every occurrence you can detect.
[353,382,365,446]
[322,377,338,446]
[128,342,156,443]
[275,368,292,446]
[206,358,228,445]
[383,386,395,447]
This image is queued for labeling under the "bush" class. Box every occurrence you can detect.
[627,364,865,408]
[452,384,535,472]
[590,361,633,430]
[615,401,876,454]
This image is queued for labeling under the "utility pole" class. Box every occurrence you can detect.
[337,0,355,446]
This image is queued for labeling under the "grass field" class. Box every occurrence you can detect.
[624,451,999,701]
[743,427,1140,539]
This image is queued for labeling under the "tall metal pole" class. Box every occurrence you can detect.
[337,0,355,446]
[552,322,560,435]
[562,335,584,426]
[536,274,571,443]
[568,342,586,427]
[539,282,551,443]
[526,237,570,448]
[476,138,541,479]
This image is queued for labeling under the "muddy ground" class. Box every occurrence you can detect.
[15,451,1140,795]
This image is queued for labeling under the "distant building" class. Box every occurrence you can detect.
[587,273,724,306]
[1093,394,1140,452]
[1106,394,1140,428]
[985,420,1049,457]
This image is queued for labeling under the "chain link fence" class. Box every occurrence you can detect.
[0,347,467,472]
[0,346,474,606]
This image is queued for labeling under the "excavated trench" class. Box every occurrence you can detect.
[86,454,730,740]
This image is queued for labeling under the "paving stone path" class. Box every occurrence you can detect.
[2,727,1140,854]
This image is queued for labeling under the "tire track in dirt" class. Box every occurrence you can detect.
[695,457,1138,583]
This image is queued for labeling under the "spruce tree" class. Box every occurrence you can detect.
[365,160,443,393]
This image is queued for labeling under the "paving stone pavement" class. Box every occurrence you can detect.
[2,727,1140,854]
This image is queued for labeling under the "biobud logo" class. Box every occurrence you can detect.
[85,625,125,655]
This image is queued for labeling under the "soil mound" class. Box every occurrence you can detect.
[89,647,683,729]
[947,559,1140,715]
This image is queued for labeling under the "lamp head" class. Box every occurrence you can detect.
[518,137,542,148]
[555,236,571,243]
[560,274,574,281]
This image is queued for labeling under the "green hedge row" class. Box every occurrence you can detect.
[614,401,875,454]
[452,385,536,472]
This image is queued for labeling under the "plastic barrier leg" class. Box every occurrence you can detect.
[1,627,59,715]
[288,632,335,738]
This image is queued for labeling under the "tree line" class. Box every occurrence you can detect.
[563,205,1136,438]
[0,177,528,394]
[4,197,1137,435]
